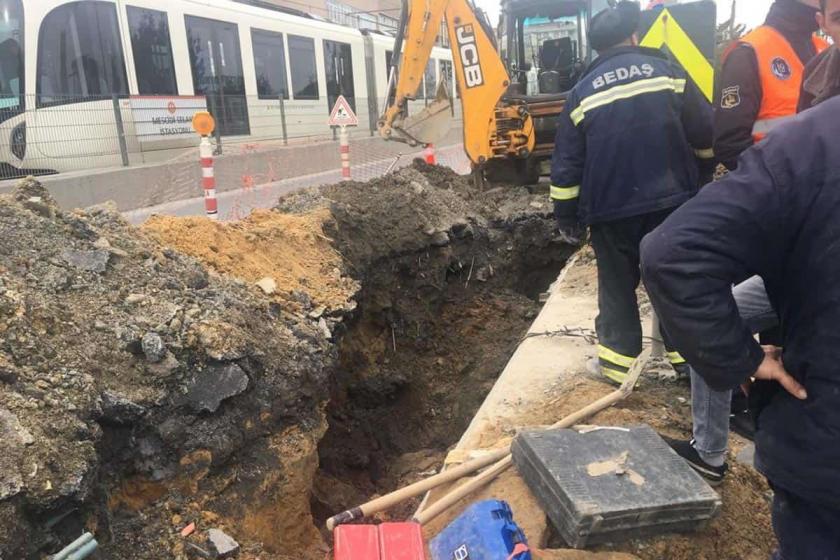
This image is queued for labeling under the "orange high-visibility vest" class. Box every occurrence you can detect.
[727,26,829,142]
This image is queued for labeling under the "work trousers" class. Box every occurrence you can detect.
[771,485,840,560]
[690,276,778,462]
[590,209,682,380]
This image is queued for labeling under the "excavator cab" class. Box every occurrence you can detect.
[491,0,611,174]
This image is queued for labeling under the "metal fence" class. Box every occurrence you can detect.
[0,94,470,219]
[0,93,464,181]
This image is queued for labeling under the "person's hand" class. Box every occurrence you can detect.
[557,224,585,245]
[743,346,808,400]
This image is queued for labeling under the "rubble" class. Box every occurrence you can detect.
[0,177,333,558]
[183,363,250,414]
[60,248,111,273]
[206,528,240,558]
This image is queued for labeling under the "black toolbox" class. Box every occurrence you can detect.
[512,424,722,548]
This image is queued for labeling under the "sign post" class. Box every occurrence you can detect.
[192,111,219,220]
[328,96,358,182]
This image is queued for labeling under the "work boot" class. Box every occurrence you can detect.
[661,436,729,486]
[587,357,627,385]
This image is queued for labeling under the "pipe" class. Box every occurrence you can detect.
[52,533,97,560]
[66,540,98,560]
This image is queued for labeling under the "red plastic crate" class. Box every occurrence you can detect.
[334,522,425,560]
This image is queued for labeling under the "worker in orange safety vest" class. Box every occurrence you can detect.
[714,0,829,171]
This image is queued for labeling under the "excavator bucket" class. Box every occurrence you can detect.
[391,81,453,146]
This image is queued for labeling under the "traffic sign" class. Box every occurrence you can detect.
[639,3,716,103]
[328,95,358,127]
[192,111,216,136]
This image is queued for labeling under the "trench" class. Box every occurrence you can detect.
[310,221,570,529]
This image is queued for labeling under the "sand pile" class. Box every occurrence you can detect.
[143,208,359,313]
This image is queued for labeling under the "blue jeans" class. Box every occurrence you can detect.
[690,276,778,462]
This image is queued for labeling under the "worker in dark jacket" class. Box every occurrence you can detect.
[550,1,713,384]
[665,0,829,485]
[641,95,840,559]
[715,0,827,170]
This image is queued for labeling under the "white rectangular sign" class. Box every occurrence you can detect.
[130,96,207,142]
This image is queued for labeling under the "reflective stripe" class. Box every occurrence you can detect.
[752,115,796,136]
[602,366,628,384]
[570,77,687,126]
[598,344,637,368]
[667,351,686,365]
[550,184,580,201]
[694,147,714,159]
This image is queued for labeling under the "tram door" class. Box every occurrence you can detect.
[323,40,355,115]
[185,16,250,136]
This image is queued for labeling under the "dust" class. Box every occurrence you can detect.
[143,208,359,312]
[586,451,645,487]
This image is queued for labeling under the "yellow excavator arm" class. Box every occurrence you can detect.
[378,0,535,166]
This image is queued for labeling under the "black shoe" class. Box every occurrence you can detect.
[662,436,729,486]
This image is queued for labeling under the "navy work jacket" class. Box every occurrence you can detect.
[642,96,840,508]
[550,46,712,225]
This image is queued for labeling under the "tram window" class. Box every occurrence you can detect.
[252,29,288,99]
[185,15,250,136]
[288,35,318,99]
[424,58,437,98]
[127,7,177,95]
[37,1,129,106]
[385,50,393,83]
[0,0,24,113]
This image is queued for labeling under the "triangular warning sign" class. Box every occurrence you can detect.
[328,95,358,127]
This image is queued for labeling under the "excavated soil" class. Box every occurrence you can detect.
[0,162,779,560]
[143,209,359,314]
[0,161,571,559]
[0,179,334,559]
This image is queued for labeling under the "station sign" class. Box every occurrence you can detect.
[130,96,208,142]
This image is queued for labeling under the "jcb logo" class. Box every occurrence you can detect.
[456,25,484,88]
[453,544,470,559]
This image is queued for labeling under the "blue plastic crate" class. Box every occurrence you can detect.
[429,500,531,560]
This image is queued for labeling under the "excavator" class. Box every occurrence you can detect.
[377,0,716,184]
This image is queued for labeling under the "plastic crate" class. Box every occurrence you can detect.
[334,522,425,560]
[512,424,722,548]
[429,500,531,560]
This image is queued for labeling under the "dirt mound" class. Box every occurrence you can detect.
[0,179,333,559]
[0,163,571,559]
[277,160,555,274]
[143,209,359,313]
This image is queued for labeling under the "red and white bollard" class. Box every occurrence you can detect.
[424,143,436,165]
[199,136,219,220]
[339,126,351,181]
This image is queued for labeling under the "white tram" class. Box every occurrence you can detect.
[0,0,454,176]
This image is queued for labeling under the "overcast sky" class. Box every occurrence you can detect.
[473,0,774,30]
